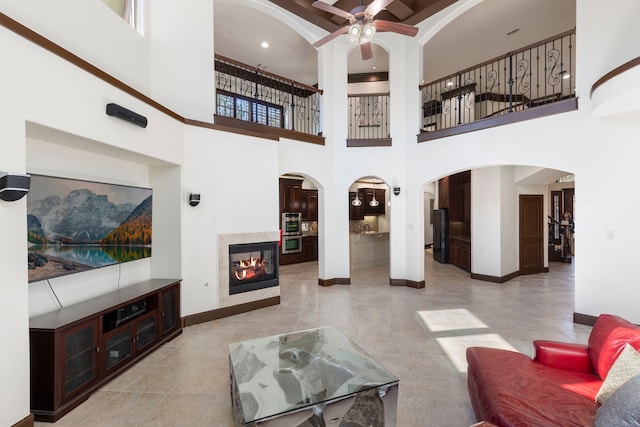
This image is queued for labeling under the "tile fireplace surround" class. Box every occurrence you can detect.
[218,232,281,308]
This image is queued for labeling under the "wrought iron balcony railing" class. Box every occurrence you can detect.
[347,92,391,147]
[214,54,322,139]
[419,29,576,136]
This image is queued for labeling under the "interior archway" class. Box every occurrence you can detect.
[348,175,391,282]
[278,173,321,277]
[420,165,575,286]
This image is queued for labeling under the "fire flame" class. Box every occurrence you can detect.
[233,257,266,281]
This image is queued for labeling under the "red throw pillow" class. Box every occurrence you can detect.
[588,314,640,379]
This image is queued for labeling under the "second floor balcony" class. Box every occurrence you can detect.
[214,54,324,145]
[214,29,577,146]
[419,29,577,142]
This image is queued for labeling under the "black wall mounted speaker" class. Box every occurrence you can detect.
[189,193,201,207]
[106,103,148,128]
[0,172,31,201]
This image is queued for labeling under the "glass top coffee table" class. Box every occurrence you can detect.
[228,326,399,426]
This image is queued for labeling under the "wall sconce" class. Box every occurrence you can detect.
[188,193,201,207]
[393,187,401,196]
[0,172,31,201]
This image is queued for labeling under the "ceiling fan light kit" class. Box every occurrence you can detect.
[312,0,418,60]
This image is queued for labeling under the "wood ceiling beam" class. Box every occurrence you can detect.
[267,0,339,33]
[404,0,458,25]
[385,0,414,21]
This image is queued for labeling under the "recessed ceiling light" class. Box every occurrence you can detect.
[261,41,269,48]
[372,66,377,70]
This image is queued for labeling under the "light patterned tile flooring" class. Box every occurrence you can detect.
[36,253,589,426]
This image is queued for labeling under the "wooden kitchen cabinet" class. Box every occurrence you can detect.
[301,189,318,221]
[279,178,303,213]
[449,237,471,271]
[349,191,365,220]
[350,188,385,217]
[449,170,470,222]
[301,235,318,262]
[438,176,449,208]
[349,232,389,270]
[362,188,386,216]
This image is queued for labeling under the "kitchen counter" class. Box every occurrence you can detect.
[349,232,389,270]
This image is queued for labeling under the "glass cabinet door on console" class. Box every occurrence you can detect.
[136,314,157,351]
[102,327,133,373]
[62,319,99,401]
[101,311,159,375]
[161,285,179,335]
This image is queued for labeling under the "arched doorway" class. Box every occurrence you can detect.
[278,173,320,269]
[348,176,390,279]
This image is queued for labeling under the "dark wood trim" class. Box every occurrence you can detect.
[348,91,390,98]
[573,312,598,326]
[470,270,520,283]
[11,414,34,427]
[418,97,578,143]
[347,138,392,147]
[182,296,280,327]
[348,72,389,84]
[590,56,640,97]
[213,115,325,145]
[318,278,351,286]
[390,279,426,289]
[0,12,183,123]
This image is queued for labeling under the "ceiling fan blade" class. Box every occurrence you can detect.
[365,0,394,17]
[360,41,373,60]
[311,1,354,20]
[374,20,419,37]
[313,26,349,48]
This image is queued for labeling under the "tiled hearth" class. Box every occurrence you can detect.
[218,231,280,308]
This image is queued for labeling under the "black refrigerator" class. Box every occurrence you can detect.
[433,208,449,263]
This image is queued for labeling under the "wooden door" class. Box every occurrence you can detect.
[519,195,544,275]
[563,188,575,219]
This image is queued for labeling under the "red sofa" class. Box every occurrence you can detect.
[466,314,640,427]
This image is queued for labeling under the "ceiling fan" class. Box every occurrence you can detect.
[312,0,419,60]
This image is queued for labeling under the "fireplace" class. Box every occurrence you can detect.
[228,241,279,295]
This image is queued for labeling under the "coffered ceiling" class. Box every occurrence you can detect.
[214,0,575,86]
[266,0,458,32]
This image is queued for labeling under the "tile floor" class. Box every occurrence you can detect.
[35,253,590,427]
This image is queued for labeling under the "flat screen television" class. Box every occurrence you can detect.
[27,174,152,283]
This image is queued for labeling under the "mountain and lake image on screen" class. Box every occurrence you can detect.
[27,174,152,283]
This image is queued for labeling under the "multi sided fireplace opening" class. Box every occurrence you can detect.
[228,241,279,295]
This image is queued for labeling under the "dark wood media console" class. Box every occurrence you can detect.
[29,278,182,422]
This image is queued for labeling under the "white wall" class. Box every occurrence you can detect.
[181,126,280,316]
[0,0,149,92]
[471,167,502,277]
[149,1,215,120]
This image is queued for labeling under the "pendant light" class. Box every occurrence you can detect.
[369,180,379,207]
[352,192,363,206]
